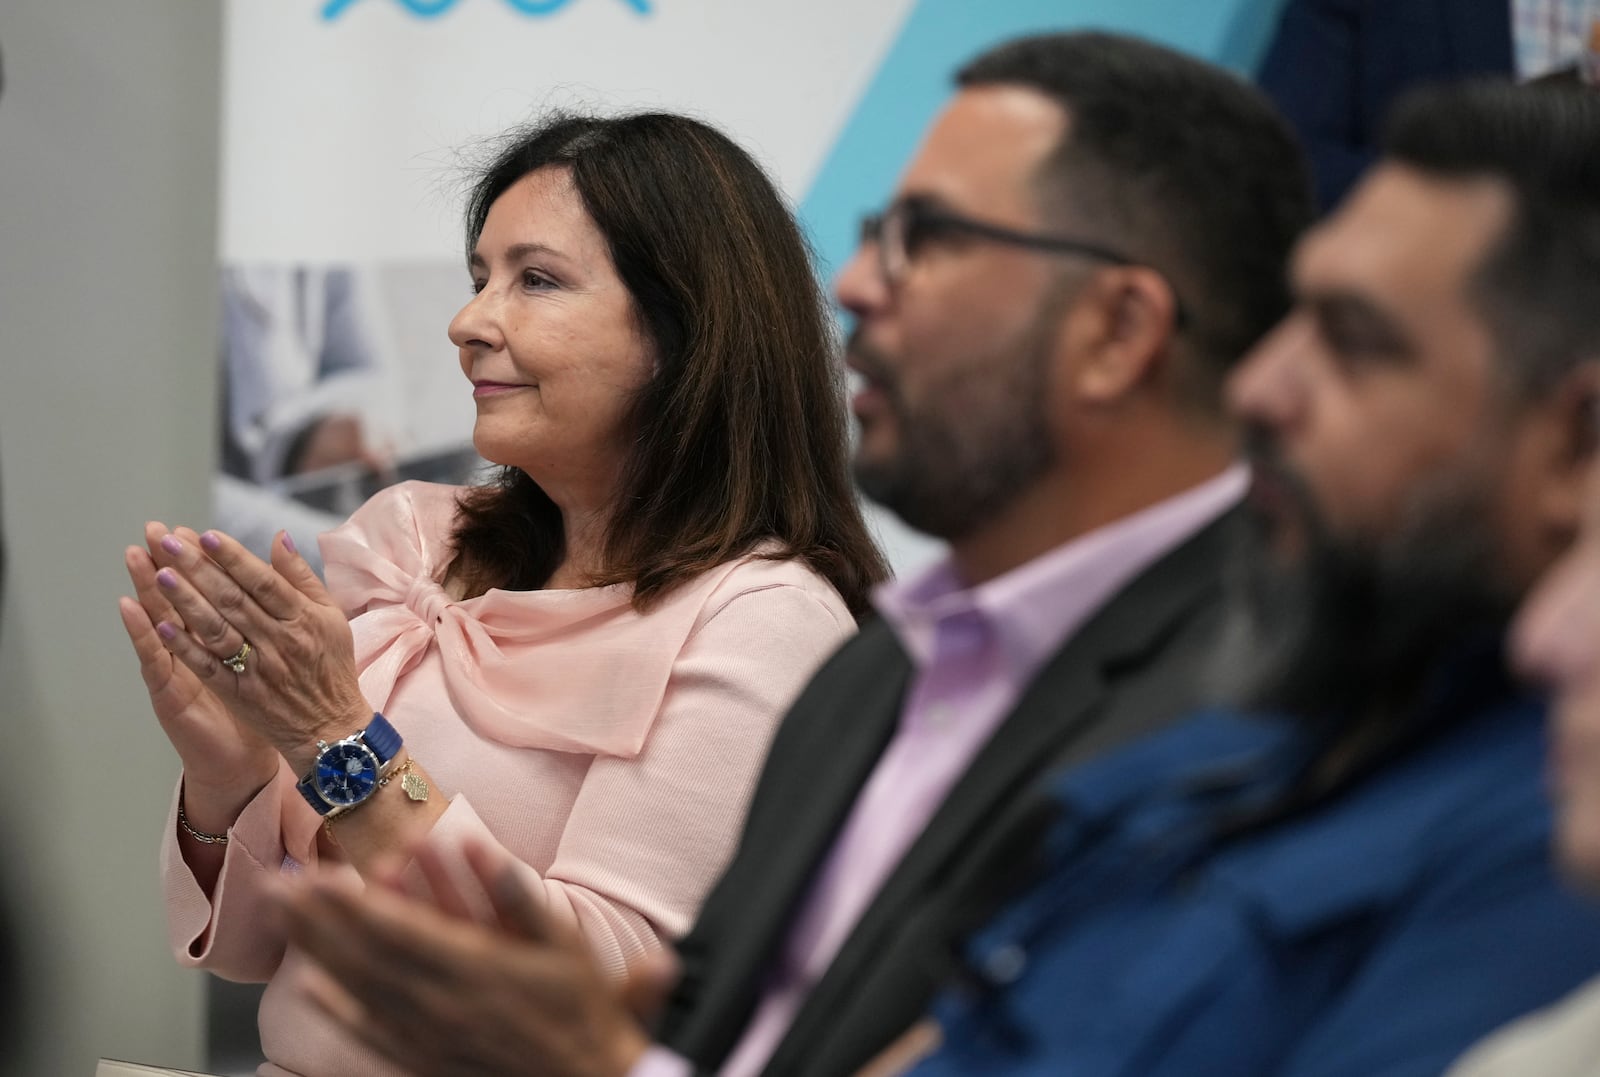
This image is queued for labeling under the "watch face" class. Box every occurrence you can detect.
[313,742,380,807]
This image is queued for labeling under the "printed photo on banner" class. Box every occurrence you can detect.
[216,262,484,573]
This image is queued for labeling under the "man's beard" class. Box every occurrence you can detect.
[846,289,1065,543]
[1208,428,1518,724]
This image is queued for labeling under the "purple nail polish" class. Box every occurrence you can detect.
[161,534,183,556]
[282,532,298,556]
[156,568,178,589]
[156,622,177,641]
[200,531,221,552]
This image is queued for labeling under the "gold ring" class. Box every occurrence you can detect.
[221,640,252,674]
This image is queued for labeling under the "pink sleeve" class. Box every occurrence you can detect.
[420,579,854,978]
[160,757,322,981]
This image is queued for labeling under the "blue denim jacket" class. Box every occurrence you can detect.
[915,682,1600,1077]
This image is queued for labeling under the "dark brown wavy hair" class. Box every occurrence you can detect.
[445,111,887,617]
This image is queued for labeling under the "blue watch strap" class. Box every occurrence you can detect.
[297,772,333,815]
[363,712,403,767]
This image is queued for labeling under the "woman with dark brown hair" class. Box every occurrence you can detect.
[118,111,887,1077]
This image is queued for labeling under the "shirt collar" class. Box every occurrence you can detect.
[874,463,1248,681]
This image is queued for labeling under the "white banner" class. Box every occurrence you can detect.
[213,0,1283,575]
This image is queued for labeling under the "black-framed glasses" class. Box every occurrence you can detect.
[859,197,1188,327]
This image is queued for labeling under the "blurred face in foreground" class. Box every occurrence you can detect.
[1515,458,1600,886]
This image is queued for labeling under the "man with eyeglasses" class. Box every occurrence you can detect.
[275,31,1314,1077]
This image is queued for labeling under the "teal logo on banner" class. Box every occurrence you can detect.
[322,0,651,19]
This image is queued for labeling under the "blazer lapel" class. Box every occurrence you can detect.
[765,511,1239,1073]
[727,628,914,947]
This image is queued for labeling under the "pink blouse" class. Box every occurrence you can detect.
[159,481,856,1077]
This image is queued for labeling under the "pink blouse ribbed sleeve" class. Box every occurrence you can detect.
[160,756,322,981]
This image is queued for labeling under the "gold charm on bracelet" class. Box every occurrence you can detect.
[400,770,429,802]
[378,755,428,802]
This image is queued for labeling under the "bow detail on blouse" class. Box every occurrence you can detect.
[318,481,741,759]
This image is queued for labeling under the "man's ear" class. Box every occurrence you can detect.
[1535,361,1600,542]
[1065,267,1182,406]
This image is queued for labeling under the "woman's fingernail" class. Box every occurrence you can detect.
[200,531,221,552]
[156,568,178,589]
[161,535,183,556]
[156,621,178,641]
[282,532,298,556]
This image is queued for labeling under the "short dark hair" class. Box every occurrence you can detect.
[957,32,1314,410]
[1383,81,1600,396]
[449,112,888,616]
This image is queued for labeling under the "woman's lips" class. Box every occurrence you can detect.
[472,381,530,398]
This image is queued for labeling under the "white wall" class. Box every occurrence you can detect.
[0,2,222,1072]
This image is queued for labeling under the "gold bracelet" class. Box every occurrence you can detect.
[323,755,430,839]
[382,755,431,803]
[177,794,230,846]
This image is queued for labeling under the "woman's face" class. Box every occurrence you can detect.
[450,166,654,510]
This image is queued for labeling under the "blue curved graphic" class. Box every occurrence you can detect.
[799,0,1290,278]
[322,0,651,21]
[505,0,651,11]
[323,0,458,17]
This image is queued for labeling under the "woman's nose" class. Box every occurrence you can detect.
[448,288,501,351]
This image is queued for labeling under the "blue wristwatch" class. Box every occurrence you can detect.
[295,713,404,817]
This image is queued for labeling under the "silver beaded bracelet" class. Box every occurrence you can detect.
[177,794,230,846]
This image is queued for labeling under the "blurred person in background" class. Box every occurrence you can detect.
[1447,161,1600,1077]
[118,110,887,1077]
[1258,0,1598,211]
[215,265,400,574]
[220,265,397,486]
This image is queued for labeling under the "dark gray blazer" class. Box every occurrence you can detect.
[657,510,1242,1077]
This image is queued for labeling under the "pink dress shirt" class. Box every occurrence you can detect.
[159,481,857,1077]
[639,464,1247,1077]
